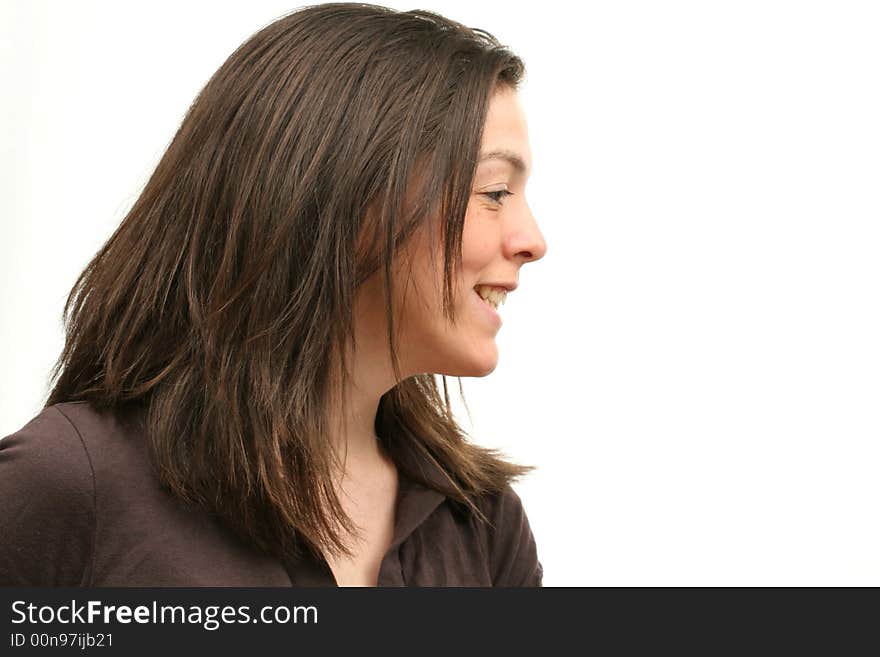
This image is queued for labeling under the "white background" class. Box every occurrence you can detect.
[2,0,878,586]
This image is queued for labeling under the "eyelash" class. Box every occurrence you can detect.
[482,190,514,205]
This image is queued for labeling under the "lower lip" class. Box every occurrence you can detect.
[474,289,502,326]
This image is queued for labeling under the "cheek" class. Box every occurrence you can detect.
[401,212,496,331]
[397,255,446,325]
[403,264,470,333]
[461,213,497,269]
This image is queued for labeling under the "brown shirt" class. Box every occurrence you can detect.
[0,401,543,587]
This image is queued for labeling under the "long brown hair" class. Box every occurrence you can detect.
[45,2,534,564]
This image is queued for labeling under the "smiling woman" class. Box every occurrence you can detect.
[0,2,547,587]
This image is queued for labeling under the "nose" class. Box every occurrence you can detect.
[508,200,547,263]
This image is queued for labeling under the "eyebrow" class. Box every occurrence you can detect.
[477,149,530,176]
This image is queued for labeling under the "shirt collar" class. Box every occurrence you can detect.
[388,442,449,549]
[129,402,452,561]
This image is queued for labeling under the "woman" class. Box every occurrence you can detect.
[0,2,547,586]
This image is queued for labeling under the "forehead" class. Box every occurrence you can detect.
[478,88,532,176]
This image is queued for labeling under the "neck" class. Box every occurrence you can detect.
[325,332,403,483]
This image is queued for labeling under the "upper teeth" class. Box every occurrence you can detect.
[475,285,507,309]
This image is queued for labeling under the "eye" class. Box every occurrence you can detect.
[481,190,514,205]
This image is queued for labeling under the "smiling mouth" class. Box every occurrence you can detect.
[474,292,501,319]
[474,288,500,312]
[473,285,506,310]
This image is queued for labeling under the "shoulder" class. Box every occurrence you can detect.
[472,483,544,587]
[0,403,99,585]
[0,400,134,487]
[0,403,96,498]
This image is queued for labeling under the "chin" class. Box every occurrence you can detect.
[476,336,501,374]
[462,347,500,377]
[433,348,498,377]
[474,361,498,377]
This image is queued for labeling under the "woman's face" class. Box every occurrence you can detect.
[391,86,547,378]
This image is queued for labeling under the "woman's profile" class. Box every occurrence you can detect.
[0,2,547,587]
